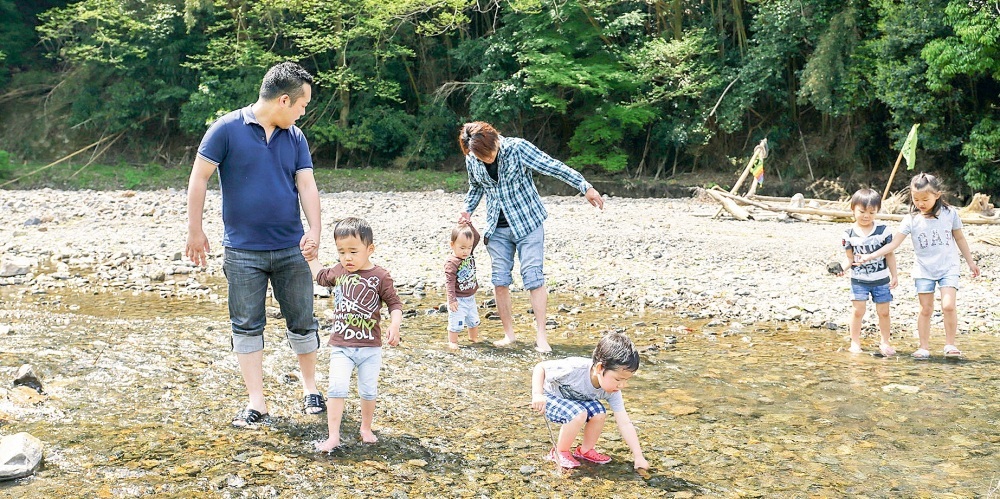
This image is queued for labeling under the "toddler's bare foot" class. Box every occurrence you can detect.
[469,332,480,343]
[360,428,378,444]
[535,340,552,353]
[315,437,340,453]
[447,341,459,351]
[493,336,516,347]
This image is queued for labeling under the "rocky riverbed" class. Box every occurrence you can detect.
[3,188,999,335]
[2,189,1000,498]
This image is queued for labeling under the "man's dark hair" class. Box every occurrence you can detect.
[592,332,640,372]
[333,217,374,246]
[259,62,313,103]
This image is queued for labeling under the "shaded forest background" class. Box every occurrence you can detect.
[0,0,997,197]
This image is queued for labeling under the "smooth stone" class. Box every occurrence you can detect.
[0,257,34,278]
[0,433,44,481]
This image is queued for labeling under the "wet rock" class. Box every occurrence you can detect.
[0,432,44,481]
[313,284,331,298]
[668,405,699,416]
[13,364,43,394]
[519,465,536,475]
[882,384,921,394]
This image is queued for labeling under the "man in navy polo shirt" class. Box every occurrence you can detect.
[186,62,325,427]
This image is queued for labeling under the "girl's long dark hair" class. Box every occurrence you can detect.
[909,172,949,218]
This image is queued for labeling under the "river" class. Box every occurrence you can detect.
[2,276,998,498]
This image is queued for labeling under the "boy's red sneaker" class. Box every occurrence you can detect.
[545,448,581,468]
[572,446,612,464]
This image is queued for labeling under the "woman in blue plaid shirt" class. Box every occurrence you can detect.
[458,122,604,353]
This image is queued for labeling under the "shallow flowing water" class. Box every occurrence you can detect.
[1,278,998,498]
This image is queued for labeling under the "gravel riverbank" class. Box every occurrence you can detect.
[2,188,999,344]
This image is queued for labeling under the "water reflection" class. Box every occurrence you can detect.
[1,281,998,497]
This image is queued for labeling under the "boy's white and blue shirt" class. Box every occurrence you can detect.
[463,136,592,240]
[842,222,893,285]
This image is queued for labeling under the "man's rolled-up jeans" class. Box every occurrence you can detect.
[223,246,319,354]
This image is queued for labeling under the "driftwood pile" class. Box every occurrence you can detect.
[705,137,1000,230]
[705,187,1000,225]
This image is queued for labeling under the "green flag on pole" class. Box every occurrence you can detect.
[901,124,920,170]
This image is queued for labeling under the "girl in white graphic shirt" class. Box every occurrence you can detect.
[859,173,980,359]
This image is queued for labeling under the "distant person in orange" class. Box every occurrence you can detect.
[458,121,604,353]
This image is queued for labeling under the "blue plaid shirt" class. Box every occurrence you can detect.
[464,136,592,240]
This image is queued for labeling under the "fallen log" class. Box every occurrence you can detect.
[704,189,751,220]
[748,194,845,207]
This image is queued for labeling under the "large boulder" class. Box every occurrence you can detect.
[0,257,34,278]
[0,433,44,481]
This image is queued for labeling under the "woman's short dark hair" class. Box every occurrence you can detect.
[333,217,374,246]
[259,62,313,104]
[458,122,500,159]
[592,332,640,373]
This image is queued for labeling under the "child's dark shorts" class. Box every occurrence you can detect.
[544,393,606,424]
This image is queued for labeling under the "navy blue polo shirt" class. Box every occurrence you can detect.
[197,106,313,250]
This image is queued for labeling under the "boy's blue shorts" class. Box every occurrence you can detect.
[850,282,892,304]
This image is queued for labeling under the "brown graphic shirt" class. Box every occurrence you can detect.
[444,224,481,302]
[315,264,403,348]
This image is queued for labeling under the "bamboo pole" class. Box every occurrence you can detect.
[881,148,906,201]
[1,137,107,188]
[712,148,761,219]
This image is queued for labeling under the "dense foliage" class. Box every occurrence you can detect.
[0,0,997,194]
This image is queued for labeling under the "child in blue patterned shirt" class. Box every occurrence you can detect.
[838,188,898,356]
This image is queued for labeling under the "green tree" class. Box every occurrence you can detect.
[922,0,1000,191]
[36,0,201,140]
